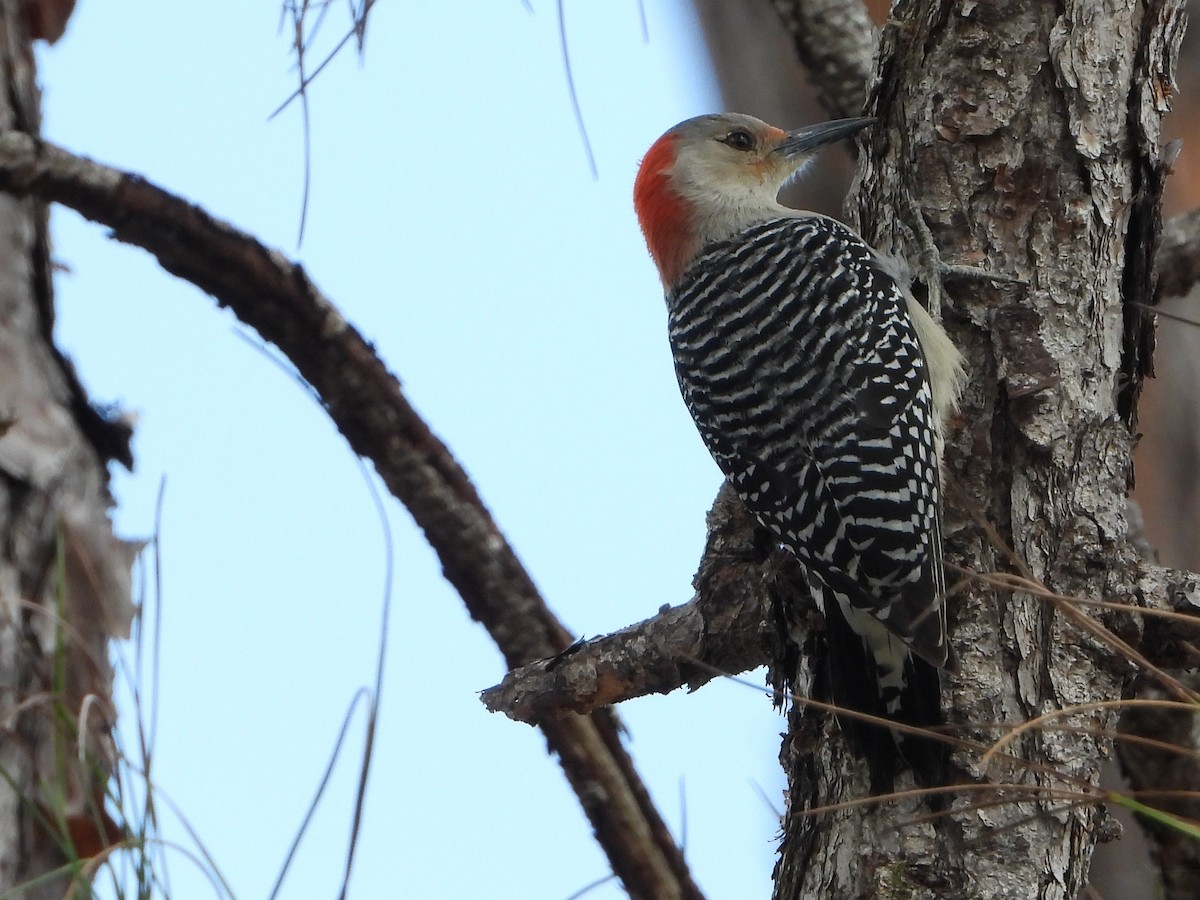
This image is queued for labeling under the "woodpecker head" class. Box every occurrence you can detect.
[633,113,875,287]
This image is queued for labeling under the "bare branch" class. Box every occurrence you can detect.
[1137,564,1200,666]
[1119,562,1200,898]
[481,600,750,723]
[1155,208,1200,301]
[484,483,778,721]
[1117,676,1200,900]
[0,132,703,900]
[769,0,876,119]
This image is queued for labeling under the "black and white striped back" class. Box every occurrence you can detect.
[666,214,950,737]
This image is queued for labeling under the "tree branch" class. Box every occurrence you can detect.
[1155,208,1200,301]
[0,132,704,900]
[1118,564,1200,899]
[769,0,877,119]
[483,483,779,721]
[1136,563,1200,666]
[1116,676,1200,900]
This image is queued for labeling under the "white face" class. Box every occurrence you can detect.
[666,114,808,242]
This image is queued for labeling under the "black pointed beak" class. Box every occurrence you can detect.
[775,117,876,157]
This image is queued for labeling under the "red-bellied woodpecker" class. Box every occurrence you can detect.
[634,113,966,791]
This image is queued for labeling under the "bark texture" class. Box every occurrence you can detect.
[770,1,1186,897]
[1116,675,1200,900]
[0,4,134,896]
[768,0,874,121]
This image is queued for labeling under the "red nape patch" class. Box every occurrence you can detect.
[633,133,697,287]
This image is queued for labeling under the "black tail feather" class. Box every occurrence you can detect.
[821,594,948,799]
[895,649,949,794]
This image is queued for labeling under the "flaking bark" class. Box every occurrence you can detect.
[0,3,134,895]
[770,0,1187,897]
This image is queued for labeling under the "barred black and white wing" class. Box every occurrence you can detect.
[665,214,951,787]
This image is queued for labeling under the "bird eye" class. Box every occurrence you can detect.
[722,129,755,152]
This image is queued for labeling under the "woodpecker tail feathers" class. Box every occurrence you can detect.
[821,591,949,800]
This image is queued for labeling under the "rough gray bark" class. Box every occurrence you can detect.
[1116,675,1200,900]
[770,0,1187,897]
[0,3,135,896]
[1117,564,1200,900]
[768,0,874,120]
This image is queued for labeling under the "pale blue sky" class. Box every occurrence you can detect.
[39,3,785,897]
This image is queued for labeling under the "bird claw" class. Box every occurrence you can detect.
[903,194,1024,304]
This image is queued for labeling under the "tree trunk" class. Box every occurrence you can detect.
[0,4,134,895]
[772,0,1184,896]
